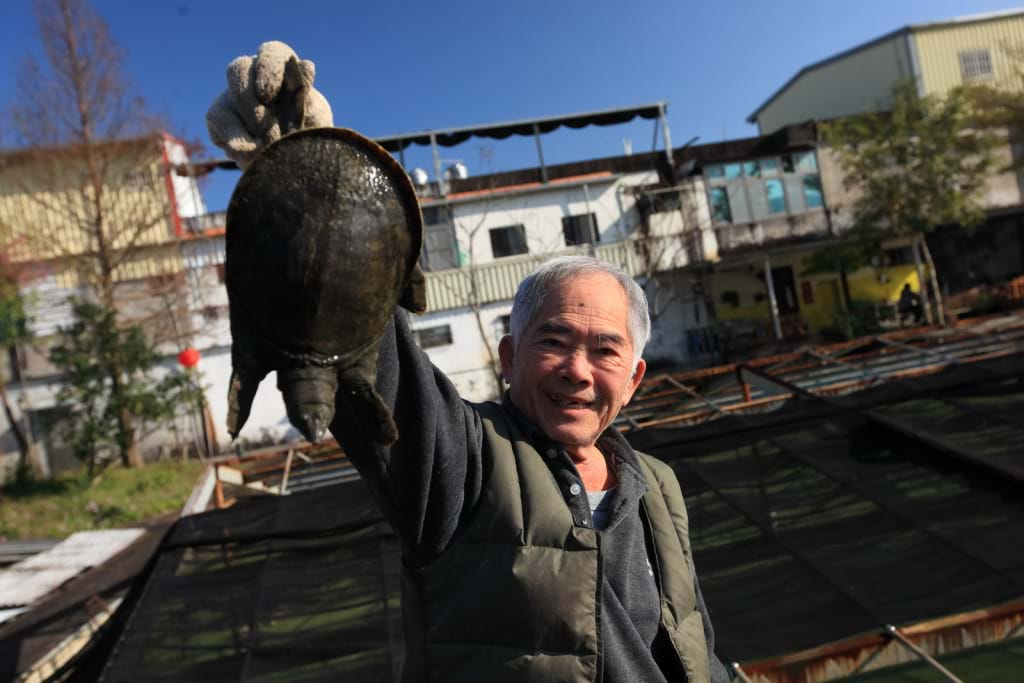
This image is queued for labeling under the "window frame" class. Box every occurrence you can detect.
[488,224,529,258]
[708,186,733,224]
[959,49,994,82]
[414,324,454,349]
[561,213,600,246]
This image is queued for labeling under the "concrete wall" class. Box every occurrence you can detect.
[756,34,913,134]
[643,271,715,369]
[411,302,513,403]
[817,128,1024,228]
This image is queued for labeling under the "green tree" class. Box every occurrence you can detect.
[5,0,197,467]
[816,80,999,324]
[49,300,201,473]
[0,256,36,481]
[963,45,1024,132]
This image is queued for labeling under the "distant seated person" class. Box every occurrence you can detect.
[898,283,923,325]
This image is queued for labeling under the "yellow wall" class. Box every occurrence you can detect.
[711,247,924,333]
[914,14,1024,96]
[0,144,174,264]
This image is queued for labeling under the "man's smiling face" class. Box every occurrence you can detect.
[499,272,646,458]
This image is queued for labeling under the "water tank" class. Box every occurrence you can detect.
[444,162,468,181]
[410,168,429,185]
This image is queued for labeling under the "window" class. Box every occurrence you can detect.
[705,164,725,178]
[723,163,743,179]
[760,158,781,175]
[803,175,823,209]
[781,152,816,173]
[793,151,818,172]
[764,179,786,214]
[489,224,528,258]
[884,246,914,266]
[562,213,599,246]
[959,49,993,82]
[421,206,446,224]
[647,192,681,214]
[708,187,732,223]
[120,170,152,190]
[414,325,453,349]
[743,160,761,177]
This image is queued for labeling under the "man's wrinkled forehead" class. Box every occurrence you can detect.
[535,321,627,349]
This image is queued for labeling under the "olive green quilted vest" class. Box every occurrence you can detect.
[400,402,710,682]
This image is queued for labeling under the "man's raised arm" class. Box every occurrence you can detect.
[209,42,484,565]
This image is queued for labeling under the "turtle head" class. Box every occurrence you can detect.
[278,366,338,445]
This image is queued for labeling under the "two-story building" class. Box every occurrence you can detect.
[0,134,210,478]
[746,8,1024,308]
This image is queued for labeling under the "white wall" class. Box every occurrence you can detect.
[411,301,513,403]
[452,172,658,265]
[163,136,207,220]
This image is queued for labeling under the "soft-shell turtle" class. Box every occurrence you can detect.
[225,127,423,445]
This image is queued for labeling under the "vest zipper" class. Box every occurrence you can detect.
[639,499,664,601]
[594,531,605,683]
[641,493,691,681]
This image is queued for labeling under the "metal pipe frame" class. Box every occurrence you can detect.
[884,625,965,683]
[628,315,1024,431]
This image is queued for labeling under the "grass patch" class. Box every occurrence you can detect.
[0,460,203,540]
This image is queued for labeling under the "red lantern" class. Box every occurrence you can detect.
[178,347,201,368]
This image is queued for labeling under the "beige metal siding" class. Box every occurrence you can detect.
[0,153,174,264]
[54,245,186,288]
[757,34,913,133]
[913,16,1024,95]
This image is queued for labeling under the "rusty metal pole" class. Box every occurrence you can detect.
[736,366,753,403]
[731,662,754,683]
[884,625,964,683]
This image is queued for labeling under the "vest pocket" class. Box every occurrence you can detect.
[418,543,600,667]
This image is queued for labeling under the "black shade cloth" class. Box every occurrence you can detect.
[68,354,1024,679]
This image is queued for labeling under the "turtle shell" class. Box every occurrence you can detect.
[226,127,423,367]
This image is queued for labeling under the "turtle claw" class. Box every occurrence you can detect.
[227,368,264,440]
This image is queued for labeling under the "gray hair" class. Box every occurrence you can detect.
[509,256,651,368]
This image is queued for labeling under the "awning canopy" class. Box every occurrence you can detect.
[181,102,670,176]
[374,102,667,152]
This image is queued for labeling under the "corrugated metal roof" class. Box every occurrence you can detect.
[0,529,144,608]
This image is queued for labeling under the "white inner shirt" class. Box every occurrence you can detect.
[587,487,617,531]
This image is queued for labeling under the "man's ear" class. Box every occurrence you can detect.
[623,358,646,406]
[498,335,515,384]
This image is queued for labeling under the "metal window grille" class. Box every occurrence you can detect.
[959,49,993,82]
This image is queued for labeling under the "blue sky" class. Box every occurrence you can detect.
[0,0,1019,210]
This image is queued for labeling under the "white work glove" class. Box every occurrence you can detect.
[206,41,334,170]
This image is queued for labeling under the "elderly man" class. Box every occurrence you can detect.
[209,42,728,683]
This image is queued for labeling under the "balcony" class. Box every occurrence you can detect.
[424,240,644,311]
[714,210,830,255]
[183,211,227,234]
